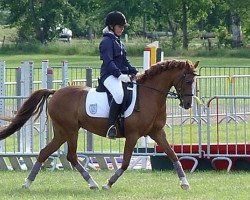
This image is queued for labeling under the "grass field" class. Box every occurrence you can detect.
[1,54,250,68]
[0,170,249,200]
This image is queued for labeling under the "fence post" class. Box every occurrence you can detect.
[229,76,235,119]
[193,96,203,158]
[40,60,49,149]
[191,77,198,119]
[61,60,68,153]
[62,60,68,87]
[16,66,21,151]
[46,68,53,144]
[143,47,150,70]
[47,68,53,89]
[0,61,5,152]
[86,68,93,151]
[156,48,162,62]
[20,61,34,153]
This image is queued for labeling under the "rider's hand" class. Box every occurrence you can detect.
[118,74,131,83]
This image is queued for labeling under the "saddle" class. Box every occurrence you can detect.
[96,79,134,111]
[85,79,139,136]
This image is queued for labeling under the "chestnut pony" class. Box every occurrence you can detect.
[0,59,198,191]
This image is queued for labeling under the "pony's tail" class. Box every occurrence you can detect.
[0,89,56,140]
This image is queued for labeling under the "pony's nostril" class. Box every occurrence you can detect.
[187,102,191,108]
[184,102,191,109]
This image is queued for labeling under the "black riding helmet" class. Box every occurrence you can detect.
[105,11,129,27]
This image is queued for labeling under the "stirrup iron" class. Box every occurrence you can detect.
[106,125,117,139]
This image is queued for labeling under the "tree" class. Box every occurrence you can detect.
[0,0,88,43]
[0,0,249,48]
[200,0,250,48]
[225,0,250,47]
[152,0,214,50]
[66,0,101,39]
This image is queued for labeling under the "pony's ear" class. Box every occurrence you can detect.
[194,61,200,68]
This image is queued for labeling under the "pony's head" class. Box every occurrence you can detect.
[136,59,199,109]
[172,60,199,109]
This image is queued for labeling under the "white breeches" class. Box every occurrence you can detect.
[103,75,124,104]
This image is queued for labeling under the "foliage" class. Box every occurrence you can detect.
[0,25,18,43]
[0,9,9,25]
[0,0,249,49]
[0,0,102,43]
[0,37,249,58]
[215,26,231,48]
[1,37,250,60]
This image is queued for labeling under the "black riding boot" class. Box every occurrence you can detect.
[106,100,121,139]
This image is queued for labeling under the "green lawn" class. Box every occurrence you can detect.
[1,54,250,68]
[0,170,249,200]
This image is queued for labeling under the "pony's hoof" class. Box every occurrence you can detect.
[88,178,99,190]
[22,178,32,189]
[90,185,99,190]
[102,184,111,190]
[180,177,190,191]
[181,184,190,191]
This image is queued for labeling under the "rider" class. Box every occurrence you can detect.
[99,11,138,139]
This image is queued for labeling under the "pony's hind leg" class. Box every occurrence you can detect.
[22,125,66,189]
[150,129,190,191]
[66,135,99,190]
[22,137,65,188]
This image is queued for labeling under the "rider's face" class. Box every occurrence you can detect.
[113,25,124,36]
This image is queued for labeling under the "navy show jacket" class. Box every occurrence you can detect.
[99,32,138,83]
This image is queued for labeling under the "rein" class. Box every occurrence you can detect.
[133,82,179,98]
[133,72,198,100]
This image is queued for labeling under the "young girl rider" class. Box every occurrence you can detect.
[99,11,138,139]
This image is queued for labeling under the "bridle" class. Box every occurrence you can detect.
[133,71,198,102]
[174,72,198,99]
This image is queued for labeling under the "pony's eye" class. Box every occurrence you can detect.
[186,80,193,85]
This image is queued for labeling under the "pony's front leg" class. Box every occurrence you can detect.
[102,136,138,190]
[150,129,190,191]
[173,161,190,191]
[102,168,125,190]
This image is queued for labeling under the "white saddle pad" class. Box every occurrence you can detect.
[86,83,137,118]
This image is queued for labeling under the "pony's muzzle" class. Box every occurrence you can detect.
[179,99,192,109]
[184,102,192,109]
